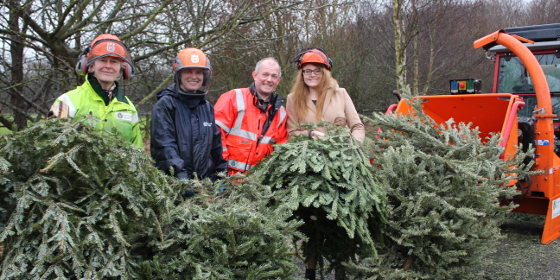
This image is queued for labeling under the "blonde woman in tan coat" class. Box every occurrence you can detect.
[286,47,365,143]
[286,47,365,280]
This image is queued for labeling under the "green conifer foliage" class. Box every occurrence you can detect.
[0,118,175,279]
[134,175,305,280]
[0,118,303,279]
[250,123,388,277]
[0,156,12,234]
[346,96,534,280]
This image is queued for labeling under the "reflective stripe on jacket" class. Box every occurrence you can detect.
[50,77,143,148]
[214,87,288,173]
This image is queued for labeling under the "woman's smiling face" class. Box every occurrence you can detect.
[302,64,323,89]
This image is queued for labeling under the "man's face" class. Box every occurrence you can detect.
[90,57,122,84]
[179,68,204,92]
[252,59,282,99]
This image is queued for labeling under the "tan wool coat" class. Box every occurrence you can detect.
[286,83,365,142]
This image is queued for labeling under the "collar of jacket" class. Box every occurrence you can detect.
[175,83,207,96]
[248,83,284,144]
[158,84,206,109]
[87,74,128,105]
[249,83,283,112]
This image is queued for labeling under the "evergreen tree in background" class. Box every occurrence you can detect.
[345,96,534,279]
[250,123,388,279]
[0,118,303,279]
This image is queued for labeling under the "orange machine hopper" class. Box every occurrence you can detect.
[394,93,521,162]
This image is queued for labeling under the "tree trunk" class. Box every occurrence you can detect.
[8,1,27,131]
[421,0,443,96]
[393,0,406,93]
[412,0,419,95]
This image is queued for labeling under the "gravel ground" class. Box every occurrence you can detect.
[293,259,335,280]
[470,213,560,280]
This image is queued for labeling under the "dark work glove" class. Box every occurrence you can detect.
[216,186,229,198]
[183,188,197,198]
[180,179,198,198]
[47,110,56,120]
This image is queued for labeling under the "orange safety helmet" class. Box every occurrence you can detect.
[173,48,212,95]
[294,47,333,70]
[75,34,134,79]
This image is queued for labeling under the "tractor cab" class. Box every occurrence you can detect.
[488,23,560,154]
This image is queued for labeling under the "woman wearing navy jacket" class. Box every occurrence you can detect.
[150,48,227,182]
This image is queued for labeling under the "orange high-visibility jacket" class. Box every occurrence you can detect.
[214,87,288,174]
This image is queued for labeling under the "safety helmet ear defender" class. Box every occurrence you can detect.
[75,34,134,80]
[293,47,333,70]
[173,48,212,95]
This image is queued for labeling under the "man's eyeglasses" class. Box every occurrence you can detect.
[302,69,322,76]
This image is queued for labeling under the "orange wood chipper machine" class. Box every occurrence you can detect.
[388,24,560,244]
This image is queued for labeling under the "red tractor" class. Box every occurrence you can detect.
[389,23,560,244]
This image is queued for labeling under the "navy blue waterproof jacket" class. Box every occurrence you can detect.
[150,84,227,181]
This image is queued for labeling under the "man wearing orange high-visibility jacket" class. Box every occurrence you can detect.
[214,57,288,175]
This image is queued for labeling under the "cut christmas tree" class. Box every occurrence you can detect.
[0,118,303,280]
[250,122,388,279]
[345,95,535,280]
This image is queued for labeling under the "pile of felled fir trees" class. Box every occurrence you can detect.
[0,96,532,280]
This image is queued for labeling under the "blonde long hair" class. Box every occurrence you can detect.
[290,64,337,122]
